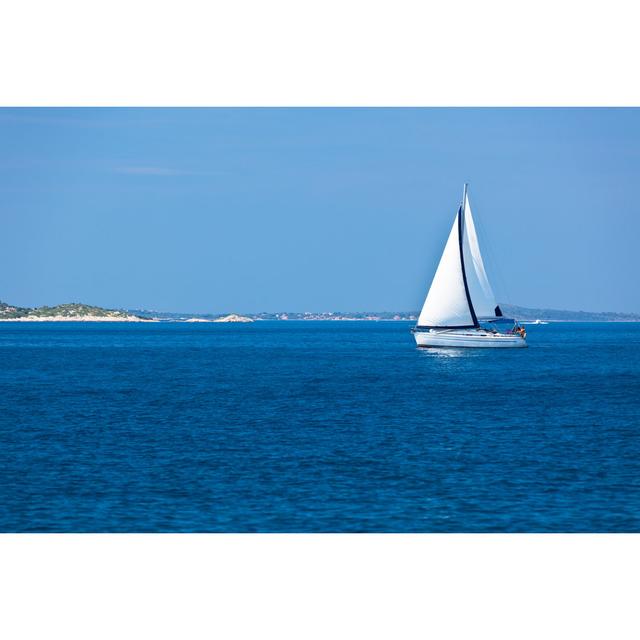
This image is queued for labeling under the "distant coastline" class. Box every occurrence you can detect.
[2,300,639,323]
[132,303,640,323]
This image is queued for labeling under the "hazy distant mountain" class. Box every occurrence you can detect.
[499,304,640,322]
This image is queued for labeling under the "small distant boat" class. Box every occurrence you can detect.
[533,319,548,325]
[413,184,527,348]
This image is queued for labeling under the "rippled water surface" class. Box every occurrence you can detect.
[1,321,639,531]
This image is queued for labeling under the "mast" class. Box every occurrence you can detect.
[458,183,479,327]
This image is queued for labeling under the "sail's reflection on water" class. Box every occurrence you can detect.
[417,347,478,358]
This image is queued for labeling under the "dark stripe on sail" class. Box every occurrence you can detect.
[458,204,479,328]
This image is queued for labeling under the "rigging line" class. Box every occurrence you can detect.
[458,192,479,328]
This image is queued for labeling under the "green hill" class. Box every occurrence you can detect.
[0,301,31,318]
[0,300,139,319]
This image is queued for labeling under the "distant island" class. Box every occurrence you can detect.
[1,300,639,322]
[0,301,258,323]
[0,301,147,322]
[186,314,254,323]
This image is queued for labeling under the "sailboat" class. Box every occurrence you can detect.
[413,184,527,348]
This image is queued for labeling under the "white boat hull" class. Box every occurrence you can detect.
[414,329,527,348]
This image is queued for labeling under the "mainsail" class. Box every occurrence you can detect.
[417,186,498,328]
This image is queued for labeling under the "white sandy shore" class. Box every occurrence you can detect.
[0,315,153,322]
[0,314,256,323]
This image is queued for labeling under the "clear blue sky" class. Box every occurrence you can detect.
[1,108,638,313]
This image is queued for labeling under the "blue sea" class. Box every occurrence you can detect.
[1,321,639,532]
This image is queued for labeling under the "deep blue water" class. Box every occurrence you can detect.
[1,321,639,532]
